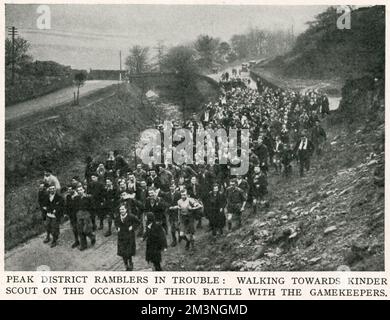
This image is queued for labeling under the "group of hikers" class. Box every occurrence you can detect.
[37,70,328,271]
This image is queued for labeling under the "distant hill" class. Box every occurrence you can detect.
[265,6,385,80]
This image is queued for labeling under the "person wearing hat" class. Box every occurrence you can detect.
[294,129,315,177]
[116,204,140,271]
[144,212,167,271]
[41,183,64,247]
[225,178,246,231]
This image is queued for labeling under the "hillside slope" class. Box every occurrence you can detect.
[264,6,385,81]
[163,116,384,271]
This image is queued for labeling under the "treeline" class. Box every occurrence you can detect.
[125,28,294,75]
[125,28,293,119]
[5,37,76,106]
[266,6,385,80]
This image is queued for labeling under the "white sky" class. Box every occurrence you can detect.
[5,4,329,69]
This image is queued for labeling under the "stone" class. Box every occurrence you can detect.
[324,226,338,234]
[289,232,298,239]
[310,203,320,213]
[252,245,266,260]
[200,257,210,264]
[339,187,353,196]
[266,211,277,219]
[264,252,277,258]
[309,257,322,264]
[336,265,351,271]
[260,230,270,237]
[291,207,301,213]
[367,159,378,166]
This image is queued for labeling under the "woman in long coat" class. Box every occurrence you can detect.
[116,204,140,271]
[144,212,167,271]
[206,184,226,236]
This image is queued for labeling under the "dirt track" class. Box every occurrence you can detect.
[4,219,209,271]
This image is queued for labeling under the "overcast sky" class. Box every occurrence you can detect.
[5,4,329,69]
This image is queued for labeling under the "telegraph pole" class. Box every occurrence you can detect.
[119,50,122,81]
[8,26,18,85]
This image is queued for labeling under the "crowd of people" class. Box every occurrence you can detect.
[37,70,329,271]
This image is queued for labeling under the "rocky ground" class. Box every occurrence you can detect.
[5,76,384,272]
[163,118,385,272]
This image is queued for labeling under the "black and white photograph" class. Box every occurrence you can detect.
[3,2,385,273]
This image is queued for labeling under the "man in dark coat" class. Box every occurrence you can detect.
[102,178,119,237]
[73,185,96,251]
[281,143,295,178]
[87,173,105,231]
[262,125,275,168]
[187,176,203,229]
[311,119,327,156]
[146,169,162,190]
[64,185,79,248]
[41,184,64,247]
[253,136,269,174]
[116,204,140,271]
[225,178,247,230]
[144,189,167,233]
[144,212,167,271]
[250,166,268,215]
[205,184,226,236]
[294,130,315,177]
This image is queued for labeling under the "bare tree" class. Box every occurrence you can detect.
[125,45,150,75]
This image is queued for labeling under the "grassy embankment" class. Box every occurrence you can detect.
[5,75,218,251]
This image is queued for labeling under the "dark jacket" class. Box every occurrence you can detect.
[144,197,166,223]
[116,213,140,258]
[205,191,226,229]
[144,222,167,264]
[103,187,119,213]
[87,181,105,209]
[42,193,64,221]
[254,143,269,168]
[146,175,162,189]
[294,137,315,160]
[311,126,327,145]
